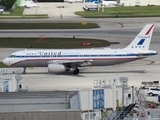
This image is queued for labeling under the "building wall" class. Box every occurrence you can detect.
[79,88,123,111]
[121,0,160,6]
[0,111,81,120]
[0,91,78,112]
[70,93,80,109]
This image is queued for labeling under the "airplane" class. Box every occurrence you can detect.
[3,24,157,75]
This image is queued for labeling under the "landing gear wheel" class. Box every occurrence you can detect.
[22,71,26,74]
[73,68,79,75]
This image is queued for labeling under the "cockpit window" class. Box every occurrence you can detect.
[9,55,16,58]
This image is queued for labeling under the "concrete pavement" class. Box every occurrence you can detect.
[23,2,86,18]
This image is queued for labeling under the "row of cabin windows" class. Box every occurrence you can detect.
[9,54,134,58]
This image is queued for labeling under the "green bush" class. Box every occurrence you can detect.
[0,0,16,10]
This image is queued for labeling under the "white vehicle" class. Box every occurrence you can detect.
[3,24,157,75]
[0,5,4,14]
[147,87,160,96]
[17,0,40,8]
[83,4,98,11]
[0,8,4,14]
[101,0,117,6]
[23,3,39,8]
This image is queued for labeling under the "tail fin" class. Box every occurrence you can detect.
[124,24,154,50]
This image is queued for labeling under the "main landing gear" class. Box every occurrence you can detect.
[22,67,26,74]
[73,68,79,75]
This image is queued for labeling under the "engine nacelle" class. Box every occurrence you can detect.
[48,64,66,73]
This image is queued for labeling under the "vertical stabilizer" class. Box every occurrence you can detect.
[124,24,154,50]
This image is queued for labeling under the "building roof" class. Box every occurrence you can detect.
[0,90,78,98]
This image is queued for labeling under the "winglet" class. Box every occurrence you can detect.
[124,24,154,50]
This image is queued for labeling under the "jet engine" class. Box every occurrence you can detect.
[48,64,66,73]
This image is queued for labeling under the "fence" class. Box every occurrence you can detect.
[102,109,160,120]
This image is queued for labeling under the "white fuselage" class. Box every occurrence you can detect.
[3,48,157,67]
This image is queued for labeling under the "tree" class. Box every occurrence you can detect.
[0,0,16,10]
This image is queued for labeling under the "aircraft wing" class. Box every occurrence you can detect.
[48,60,93,66]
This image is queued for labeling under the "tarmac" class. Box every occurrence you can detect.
[0,3,160,92]
[0,3,160,119]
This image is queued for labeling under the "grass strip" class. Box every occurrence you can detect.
[0,7,24,16]
[0,7,48,18]
[0,38,119,49]
[0,62,8,68]
[0,23,99,29]
[75,6,160,18]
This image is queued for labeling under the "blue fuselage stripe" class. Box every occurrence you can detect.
[9,53,156,58]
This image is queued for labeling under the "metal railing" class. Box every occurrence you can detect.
[102,109,160,120]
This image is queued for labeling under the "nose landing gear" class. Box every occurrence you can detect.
[22,67,26,74]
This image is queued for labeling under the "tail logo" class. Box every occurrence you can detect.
[137,39,145,45]
[136,24,154,46]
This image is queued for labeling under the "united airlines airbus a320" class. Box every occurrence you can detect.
[3,24,157,75]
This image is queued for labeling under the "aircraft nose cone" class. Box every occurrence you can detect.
[3,58,10,66]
